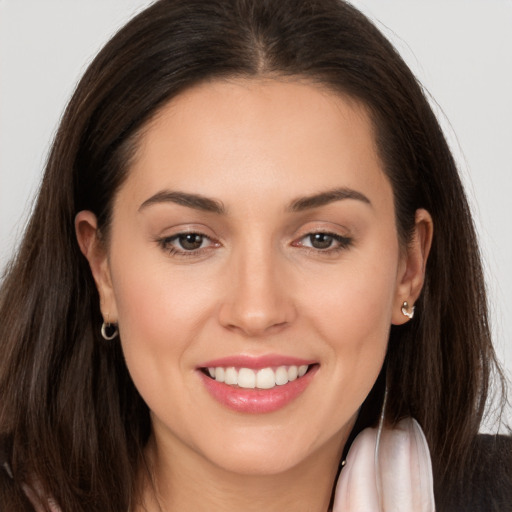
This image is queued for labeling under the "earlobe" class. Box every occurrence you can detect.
[75,211,118,322]
[392,209,433,325]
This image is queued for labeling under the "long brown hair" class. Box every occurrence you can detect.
[0,0,508,510]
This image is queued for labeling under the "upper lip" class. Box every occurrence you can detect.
[198,354,316,370]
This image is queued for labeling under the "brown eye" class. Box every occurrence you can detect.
[178,233,204,250]
[157,231,220,257]
[309,233,334,249]
[291,231,353,253]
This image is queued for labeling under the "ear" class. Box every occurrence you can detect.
[391,209,433,325]
[75,211,118,323]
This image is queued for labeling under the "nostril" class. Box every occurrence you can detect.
[217,272,297,336]
[222,318,290,337]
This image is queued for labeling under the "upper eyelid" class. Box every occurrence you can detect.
[292,219,351,233]
[293,226,352,240]
[156,225,218,240]
[160,232,216,245]
[294,232,351,244]
[156,234,220,258]
[155,224,352,247]
[297,229,346,236]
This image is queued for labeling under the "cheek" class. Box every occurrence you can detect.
[108,257,220,424]
[109,226,216,334]
[300,244,399,398]
[106,237,219,385]
[305,250,398,342]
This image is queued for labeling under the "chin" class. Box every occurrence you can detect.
[209,447,309,477]
[197,424,345,477]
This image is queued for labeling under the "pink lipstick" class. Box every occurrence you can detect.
[197,355,318,413]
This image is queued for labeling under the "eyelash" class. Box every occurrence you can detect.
[292,232,353,254]
[156,231,353,257]
[156,233,218,257]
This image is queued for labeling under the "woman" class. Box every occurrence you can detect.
[0,0,510,510]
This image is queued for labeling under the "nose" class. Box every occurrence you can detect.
[218,244,296,337]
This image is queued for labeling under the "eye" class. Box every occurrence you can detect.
[157,232,219,256]
[306,233,336,249]
[175,233,207,250]
[292,232,352,252]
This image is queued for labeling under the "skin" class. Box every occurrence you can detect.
[76,78,432,511]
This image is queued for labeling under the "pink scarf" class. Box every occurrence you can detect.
[333,418,436,511]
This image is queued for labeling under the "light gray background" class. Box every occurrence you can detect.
[1,1,511,391]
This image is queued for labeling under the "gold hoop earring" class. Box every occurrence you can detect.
[401,301,415,320]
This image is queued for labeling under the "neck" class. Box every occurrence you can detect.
[137,433,346,512]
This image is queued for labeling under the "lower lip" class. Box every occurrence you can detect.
[199,366,318,414]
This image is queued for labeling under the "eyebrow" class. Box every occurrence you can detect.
[138,190,225,214]
[138,187,370,214]
[288,187,372,212]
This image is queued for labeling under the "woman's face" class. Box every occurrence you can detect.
[78,78,430,476]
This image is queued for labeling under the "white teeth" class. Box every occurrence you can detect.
[256,368,275,389]
[238,368,256,389]
[224,367,238,385]
[215,367,225,383]
[288,366,298,382]
[207,364,310,389]
[275,366,289,385]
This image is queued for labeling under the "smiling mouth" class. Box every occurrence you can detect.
[201,364,316,390]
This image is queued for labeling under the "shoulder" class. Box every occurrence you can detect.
[450,433,512,512]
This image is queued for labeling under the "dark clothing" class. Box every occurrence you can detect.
[446,434,512,512]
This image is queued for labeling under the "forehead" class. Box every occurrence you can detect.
[119,78,392,213]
